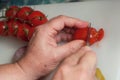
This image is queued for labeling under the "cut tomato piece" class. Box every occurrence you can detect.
[89,37,97,45]
[90,27,98,38]
[97,28,104,41]
[73,27,104,45]
[89,27,98,45]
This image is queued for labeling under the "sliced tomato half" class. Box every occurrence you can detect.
[97,28,104,41]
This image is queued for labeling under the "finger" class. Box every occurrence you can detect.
[55,40,85,61]
[60,47,86,66]
[78,46,97,74]
[61,46,90,66]
[46,15,89,34]
[61,50,85,66]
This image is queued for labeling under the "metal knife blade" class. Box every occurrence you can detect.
[86,23,91,46]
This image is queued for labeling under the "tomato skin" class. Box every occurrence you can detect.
[30,17,48,27]
[16,22,27,41]
[7,19,16,36]
[5,6,20,19]
[28,11,48,26]
[17,6,33,20]
[16,22,32,41]
[73,27,88,41]
[97,28,104,41]
[7,20,22,36]
[0,21,9,36]
[0,21,4,35]
[0,6,48,42]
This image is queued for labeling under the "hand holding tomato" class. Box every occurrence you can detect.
[17,15,89,79]
[0,6,104,80]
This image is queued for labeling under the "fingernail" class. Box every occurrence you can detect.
[81,46,92,52]
[77,40,86,47]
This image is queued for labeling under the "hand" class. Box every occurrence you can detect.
[52,46,97,80]
[17,15,89,79]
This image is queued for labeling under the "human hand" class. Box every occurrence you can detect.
[52,46,97,80]
[17,15,89,79]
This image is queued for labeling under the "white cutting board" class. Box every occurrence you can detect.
[0,1,120,80]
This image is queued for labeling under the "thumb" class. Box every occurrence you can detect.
[56,40,85,61]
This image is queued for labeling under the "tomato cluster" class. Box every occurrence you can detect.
[0,6,48,41]
[0,6,104,45]
[73,27,104,45]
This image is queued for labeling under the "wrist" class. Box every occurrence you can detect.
[17,53,47,79]
[0,63,33,80]
[13,63,31,80]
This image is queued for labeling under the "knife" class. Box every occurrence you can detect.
[86,23,91,46]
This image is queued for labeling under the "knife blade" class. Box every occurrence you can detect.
[86,23,91,46]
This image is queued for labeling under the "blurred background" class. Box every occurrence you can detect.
[0,0,99,9]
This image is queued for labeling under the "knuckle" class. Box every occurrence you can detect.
[59,65,71,73]
[50,54,58,63]
[85,50,97,63]
[51,57,57,63]
[51,15,65,21]
[34,26,46,35]
[68,47,76,53]
[86,50,96,58]
[57,15,66,19]
[82,46,92,51]
[78,67,95,80]
[81,46,96,56]
[34,26,42,33]
[34,27,39,32]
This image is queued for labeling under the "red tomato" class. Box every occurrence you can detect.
[5,6,20,19]
[0,21,9,36]
[89,27,98,45]
[89,37,97,45]
[17,6,33,20]
[7,20,20,36]
[16,22,31,41]
[0,21,5,35]
[28,11,48,26]
[73,27,104,45]
[97,28,104,41]
[0,6,48,42]
[90,27,97,37]
[73,27,88,41]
